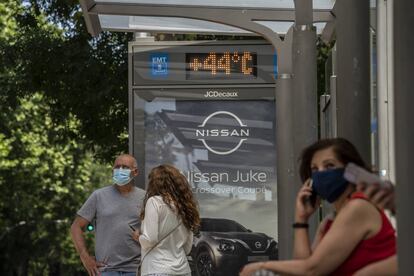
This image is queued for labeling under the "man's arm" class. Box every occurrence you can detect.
[70,216,103,276]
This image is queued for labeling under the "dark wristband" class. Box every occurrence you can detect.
[292,222,309,228]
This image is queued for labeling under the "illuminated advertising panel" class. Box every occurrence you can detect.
[130,42,277,275]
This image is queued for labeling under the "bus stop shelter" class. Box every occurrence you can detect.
[80,0,414,274]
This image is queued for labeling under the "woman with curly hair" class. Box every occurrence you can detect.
[132,164,200,276]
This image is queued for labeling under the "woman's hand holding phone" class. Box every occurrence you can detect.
[295,179,319,222]
[129,224,141,242]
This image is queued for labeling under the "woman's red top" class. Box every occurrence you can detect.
[322,192,396,276]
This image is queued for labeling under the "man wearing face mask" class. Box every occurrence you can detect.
[70,154,145,276]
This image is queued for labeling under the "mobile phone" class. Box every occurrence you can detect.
[344,163,389,188]
[128,224,136,231]
[308,179,317,206]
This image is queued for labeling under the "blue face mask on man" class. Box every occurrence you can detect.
[311,168,349,203]
[113,168,132,186]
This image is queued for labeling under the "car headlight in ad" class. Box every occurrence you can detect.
[267,238,276,247]
[212,237,236,253]
[218,240,235,253]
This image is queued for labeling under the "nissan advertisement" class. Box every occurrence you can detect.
[131,42,277,276]
[133,90,278,275]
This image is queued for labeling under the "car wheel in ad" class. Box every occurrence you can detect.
[196,250,214,276]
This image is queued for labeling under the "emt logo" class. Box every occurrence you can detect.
[150,53,168,76]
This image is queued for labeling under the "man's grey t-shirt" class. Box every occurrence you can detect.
[77,185,145,272]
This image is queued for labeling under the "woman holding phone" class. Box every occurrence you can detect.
[240,138,397,276]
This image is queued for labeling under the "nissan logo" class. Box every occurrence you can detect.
[196,111,250,155]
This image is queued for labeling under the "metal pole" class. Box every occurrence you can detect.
[265,26,294,261]
[376,0,395,181]
[129,34,155,188]
[273,0,319,260]
[386,0,396,182]
[275,74,295,260]
[330,45,338,137]
[292,0,319,255]
[292,2,318,169]
[335,0,371,164]
[394,0,414,274]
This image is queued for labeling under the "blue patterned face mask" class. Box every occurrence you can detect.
[311,168,349,203]
[113,168,132,186]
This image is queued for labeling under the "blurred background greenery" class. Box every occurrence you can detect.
[0,0,129,274]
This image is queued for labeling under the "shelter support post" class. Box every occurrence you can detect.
[275,0,319,259]
[275,74,295,260]
[292,23,318,251]
[394,0,414,274]
[335,0,371,164]
[377,0,395,181]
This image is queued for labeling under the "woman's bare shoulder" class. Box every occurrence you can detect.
[336,198,381,227]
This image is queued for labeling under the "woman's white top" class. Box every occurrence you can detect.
[139,195,193,275]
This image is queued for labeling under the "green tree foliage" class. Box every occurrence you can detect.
[1,0,131,161]
[317,37,334,97]
[0,0,121,274]
[0,93,111,275]
[0,1,19,40]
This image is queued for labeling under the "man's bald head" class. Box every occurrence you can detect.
[114,154,138,169]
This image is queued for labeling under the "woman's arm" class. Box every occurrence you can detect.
[139,197,160,249]
[183,232,194,255]
[240,199,380,276]
[293,227,312,259]
[311,213,333,250]
[293,180,320,259]
[354,255,398,276]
